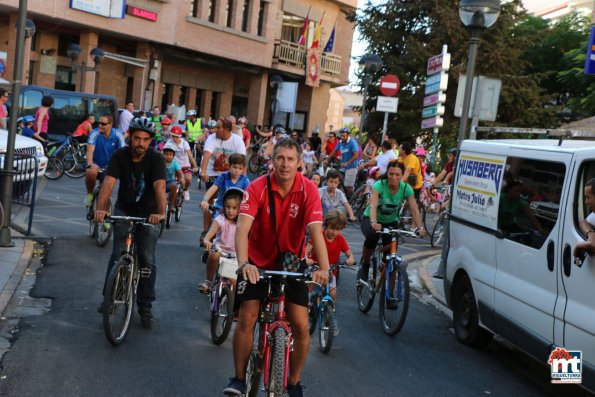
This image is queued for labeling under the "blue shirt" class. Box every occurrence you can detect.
[338,137,359,170]
[21,127,35,138]
[213,172,250,209]
[88,128,126,168]
[165,159,181,183]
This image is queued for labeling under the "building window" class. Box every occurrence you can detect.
[208,0,216,23]
[257,1,266,36]
[55,66,77,91]
[282,14,306,43]
[226,0,234,28]
[211,92,220,119]
[196,89,204,115]
[189,0,199,17]
[241,0,249,32]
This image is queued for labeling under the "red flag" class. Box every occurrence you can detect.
[297,8,311,45]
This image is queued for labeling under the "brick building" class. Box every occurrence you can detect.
[0,0,356,133]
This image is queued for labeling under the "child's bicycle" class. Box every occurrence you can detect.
[307,263,342,354]
[166,179,185,229]
[207,246,238,345]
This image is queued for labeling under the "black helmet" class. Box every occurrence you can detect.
[223,187,244,203]
[339,127,350,134]
[449,148,457,155]
[128,117,156,137]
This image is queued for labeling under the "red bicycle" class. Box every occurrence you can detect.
[244,268,313,397]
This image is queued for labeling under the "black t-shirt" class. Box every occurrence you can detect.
[106,146,166,217]
[309,135,322,151]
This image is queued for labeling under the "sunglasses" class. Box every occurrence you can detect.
[99,121,110,126]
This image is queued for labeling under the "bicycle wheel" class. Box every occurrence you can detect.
[356,256,377,313]
[378,263,410,336]
[400,201,413,229]
[308,294,319,335]
[210,286,234,345]
[103,258,135,346]
[319,300,335,354]
[268,328,287,397]
[245,321,263,397]
[431,213,447,248]
[89,195,99,238]
[423,205,441,237]
[175,194,183,222]
[96,198,113,247]
[65,161,86,178]
[44,157,65,180]
[61,148,76,172]
[248,154,259,173]
[166,205,172,229]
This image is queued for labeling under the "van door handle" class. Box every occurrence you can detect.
[547,240,554,272]
[563,244,571,277]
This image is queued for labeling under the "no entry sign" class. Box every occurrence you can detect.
[379,74,400,97]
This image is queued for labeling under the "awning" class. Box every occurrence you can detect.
[103,51,147,68]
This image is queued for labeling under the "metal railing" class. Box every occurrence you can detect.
[274,40,342,77]
[1,153,39,235]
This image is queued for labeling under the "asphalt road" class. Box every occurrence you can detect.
[1,176,591,396]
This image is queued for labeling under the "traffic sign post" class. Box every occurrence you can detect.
[377,74,400,143]
[379,74,400,97]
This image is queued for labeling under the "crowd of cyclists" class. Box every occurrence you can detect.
[27,101,457,396]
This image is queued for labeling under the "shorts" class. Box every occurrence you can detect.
[234,272,309,309]
[166,180,178,192]
[361,217,400,250]
[343,167,358,187]
[182,167,193,175]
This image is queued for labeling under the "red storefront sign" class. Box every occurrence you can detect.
[127,5,158,22]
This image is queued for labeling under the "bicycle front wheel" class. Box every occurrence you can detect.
[210,286,234,345]
[319,300,335,354]
[175,195,183,222]
[308,294,319,335]
[103,258,135,346]
[268,328,288,397]
[248,154,259,173]
[431,214,447,248]
[356,255,377,313]
[379,263,410,336]
[44,157,64,180]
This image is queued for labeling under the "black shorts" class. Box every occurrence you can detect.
[234,273,309,310]
[361,217,400,250]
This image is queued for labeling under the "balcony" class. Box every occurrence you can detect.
[273,40,342,82]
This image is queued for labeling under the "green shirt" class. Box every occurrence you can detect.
[364,180,413,224]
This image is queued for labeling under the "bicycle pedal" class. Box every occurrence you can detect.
[140,268,152,278]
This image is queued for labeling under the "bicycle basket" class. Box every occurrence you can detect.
[218,257,239,280]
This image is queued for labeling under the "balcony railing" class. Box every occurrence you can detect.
[274,40,342,77]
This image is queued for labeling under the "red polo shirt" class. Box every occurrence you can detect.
[240,172,323,270]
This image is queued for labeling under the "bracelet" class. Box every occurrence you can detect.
[237,261,249,272]
[587,230,595,236]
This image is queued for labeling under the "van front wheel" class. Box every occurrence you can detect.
[452,275,493,348]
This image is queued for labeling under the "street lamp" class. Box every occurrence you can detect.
[0,4,36,247]
[456,0,501,143]
[67,44,105,93]
[358,54,383,134]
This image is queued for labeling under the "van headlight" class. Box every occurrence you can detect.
[36,146,44,157]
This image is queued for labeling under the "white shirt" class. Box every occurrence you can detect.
[167,138,191,168]
[119,109,134,132]
[203,133,246,177]
[376,150,398,175]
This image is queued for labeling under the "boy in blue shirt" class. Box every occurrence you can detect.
[200,153,250,216]
[20,115,46,146]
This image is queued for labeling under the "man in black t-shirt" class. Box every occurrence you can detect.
[95,118,166,328]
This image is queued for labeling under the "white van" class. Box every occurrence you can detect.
[445,136,595,392]
[0,128,47,179]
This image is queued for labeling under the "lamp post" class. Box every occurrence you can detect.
[0,3,35,247]
[456,0,501,144]
[358,54,383,135]
[66,44,105,93]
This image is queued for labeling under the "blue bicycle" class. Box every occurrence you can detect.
[356,228,418,336]
[46,135,87,179]
[308,264,341,354]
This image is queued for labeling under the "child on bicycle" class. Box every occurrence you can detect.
[200,188,244,294]
[319,169,357,222]
[200,153,250,225]
[305,210,355,334]
[162,142,184,212]
[302,141,318,177]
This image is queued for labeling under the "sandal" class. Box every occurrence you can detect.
[198,280,211,294]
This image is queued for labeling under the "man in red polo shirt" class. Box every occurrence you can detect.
[223,138,330,397]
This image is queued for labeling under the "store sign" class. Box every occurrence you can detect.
[127,5,158,22]
[70,0,126,19]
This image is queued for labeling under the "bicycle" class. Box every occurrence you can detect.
[241,267,314,397]
[398,196,426,232]
[208,246,238,345]
[166,179,185,229]
[101,215,153,346]
[430,209,449,248]
[47,135,87,178]
[86,168,113,247]
[308,264,341,354]
[44,156,65,180]
[356,227,419,336]
[422,183,450,235]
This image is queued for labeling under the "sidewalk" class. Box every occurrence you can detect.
[416,254,447,307]
[0,229,35,317]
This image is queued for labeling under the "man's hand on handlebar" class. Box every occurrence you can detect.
[148,213,165,225]
[312,268,330,285]
[94,210,110,222]
[415,227,427,238]
[241,263,260,284]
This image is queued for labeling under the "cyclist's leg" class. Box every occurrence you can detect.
[285,282,310,385]
[135,223,160,310]
[359,217,380,278]
[205,251,220,285]
[232,293,262,379]
[85,164,98,194]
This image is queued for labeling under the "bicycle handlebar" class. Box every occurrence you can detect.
[376,227,421,238]
[105,215,151,225]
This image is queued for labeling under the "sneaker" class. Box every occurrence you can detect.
[102,222,111,231]
[84,193,94,207]
[287,382,305,397]
[138,307,154,329]
[198,280,211,294]
[184,190,190,201]
[223,377,245,396]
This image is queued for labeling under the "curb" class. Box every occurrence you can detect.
[417,254,448,307]
[0,240,34,317]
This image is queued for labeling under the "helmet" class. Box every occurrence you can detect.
[128,117,155,136]
[274,126,285,135]
[238,116,247,124]
[207,119,217,129]
[339,127,350,134]
[170,125,183,137]
[23,115,35,123]
[186,110,197,117]
[369,166,381,178]
[161,117,172,125]
[162,142,177,152]
[312,130,319,135]
[449,148,457,155]
[223,187,244,203]
[415,147,427,156]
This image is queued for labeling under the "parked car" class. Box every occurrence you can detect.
[0,128,47,195]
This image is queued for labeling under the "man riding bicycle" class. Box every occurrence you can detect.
[223,138,330,397]
[84,114,126,207]
[185,109,206,158]
[94,117,167,329]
